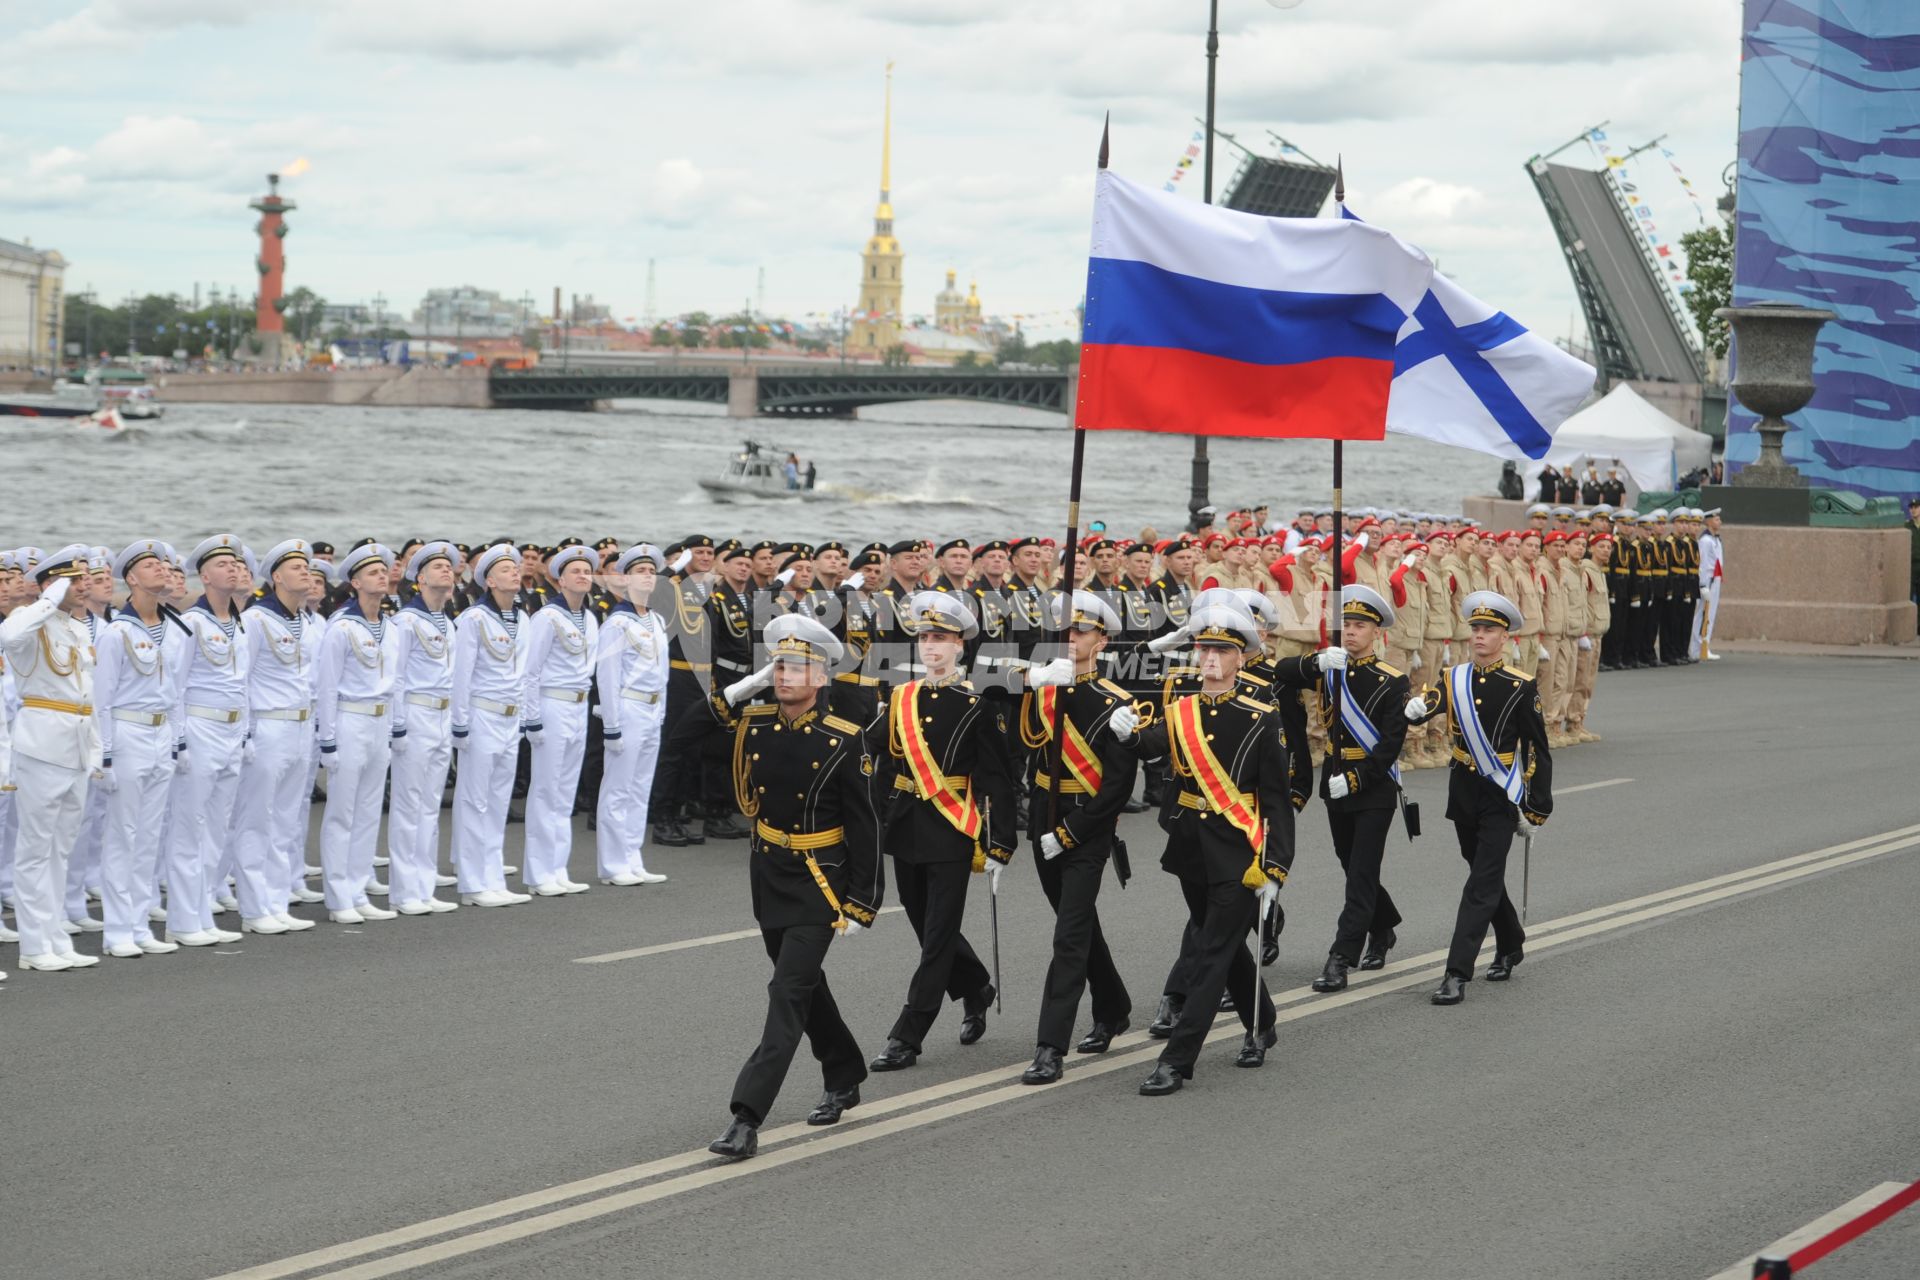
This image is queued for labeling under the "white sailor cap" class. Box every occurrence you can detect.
[547,545,596,579]
[1233,587,1281,631]
[338,542,395,581]
[1550,505,1575,517]
[405,540,456,581]
[472,542,520,583]
[1462,590,1523,631]
[1645,508,1669,521]
[191,533,244,571]
[84,545,110,572]
[907,589,979,639]
[1525,503,1551,517]
[36,543,91,582]
[1056,588,1120,633]
[1188,601,1260,652]
[1702,507,1722,518]
[14,546,44,571]
[115,539,169,579]
[1341,584,1396,629]
[1593,503,1614,515]
[0,550,17,572]
[615,544,666,574]
[240,546,261,579]
[764,614,844,665]
[262,539,312,577]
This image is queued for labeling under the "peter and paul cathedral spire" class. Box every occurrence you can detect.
[850,62,903,354]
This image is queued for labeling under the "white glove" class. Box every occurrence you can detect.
[1040,831,1065,860]
[174,745,191,775]
[1027,657,1074,688]
[523,725,547,747]
[1400,553,1419,569]
[1537,641,1551,662]
[1316,647,1348,673]
[1577,635,1593,651]
[668,549,693,575]
[44,577,72,607]
[1108,703,1140,742]
[984,859,1005,892]
[1146,625,1191,655]
[604,732,627,756]
[1410,651,1424,671]
[95,763,118,795]
[774,568,795,587]
[1404,696,1429,720]
[845,570,867,592]
[723,662,775,706]
[1355,532,1369,549]
[451,724,470,751]
[1257,878,1280,910]
[1327,773,1351,800]
[839,919,867,938]
[1442,644,1453,666]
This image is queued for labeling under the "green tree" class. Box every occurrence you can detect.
[954,350,979,369]
[881,343,910,368]
[996,329,1028,365]
[282,286,327,345]
[1027,338,1080,370]
[1680,224,1732,358]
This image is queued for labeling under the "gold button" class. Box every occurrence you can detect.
[1475,698,1482,705]
[750,728,758,736]
[1206,734,1215,741]
[811,761,820,769]
[828,737,839,746]
[756,785,766,794]
[923,716,934,723]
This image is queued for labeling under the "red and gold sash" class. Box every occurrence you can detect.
[1029,686,1105,795]
[894,681,982,841]
[1168,695,1264,853]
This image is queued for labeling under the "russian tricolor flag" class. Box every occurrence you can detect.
[1077,171,1434,440]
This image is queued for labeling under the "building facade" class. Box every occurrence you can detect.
[412,286,529,339]
[0,238,66,370]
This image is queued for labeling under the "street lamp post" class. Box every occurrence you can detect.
[1188,0,1222,530]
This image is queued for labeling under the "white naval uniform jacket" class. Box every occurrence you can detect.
[176,595,254,741]
[519,599,598,727]
[391,597,456,736]
[1698,531,1724,589]
[451,597,523,738]
[593,603,669,739]
[93,609,190,759]
[244,594,316,714]
[0,584,103,772]
[314,600,400,747]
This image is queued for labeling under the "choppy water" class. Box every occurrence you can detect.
[3,398,1497,552]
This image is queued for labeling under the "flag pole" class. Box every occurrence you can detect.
[1047,115,1107,835]
[1329,157,1347,737]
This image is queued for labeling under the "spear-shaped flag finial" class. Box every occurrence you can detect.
[1335,154,1345,207]
[1098,112,1110,170]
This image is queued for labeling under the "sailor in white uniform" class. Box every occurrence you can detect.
[62,547,116,934]
[315,543,402,924]
[593,544,672,887]
[386,541,461,915]
[209,545,266,918]
[93,540,190,958]
[284,559,330,906]
[0,544,105,971]
[166,535,252,947]
[450,544,532,907]
[518,544,599,896]
[1690,508,1723,661]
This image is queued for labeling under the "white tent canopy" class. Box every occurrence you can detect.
[1524,383,1714,498]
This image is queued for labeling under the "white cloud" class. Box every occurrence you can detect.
[323,0,639,64]
[89,114,228,181]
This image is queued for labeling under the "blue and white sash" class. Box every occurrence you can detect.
[1327,666,1400,786]
[1450,663,1526,803]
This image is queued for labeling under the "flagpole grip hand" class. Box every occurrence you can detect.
[1108,703,1140,742]
[1316,647,1347,673]
[1404,695,1430,720]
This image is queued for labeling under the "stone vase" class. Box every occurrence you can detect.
[1717,303,1835,488]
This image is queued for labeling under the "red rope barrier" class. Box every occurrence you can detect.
[1779,1176,1920,1273]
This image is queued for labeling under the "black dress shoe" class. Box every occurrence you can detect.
[653,820,690,848]
[1075,1019,1127,1054]
[869,1040,919,1072]
[704,813,749,840]
[958,983,994,1045]
[1122,798,1151,814]
[1358,927,1395,971]
[1260,901,1284,966]
[708,1116,759,1160]
[1311,953,1350,993]
[1147,996,1183,1040]
[680,812,706,845]
[1234,1026,1277,1068]
[1431,972,1466,1005]
[1021,1046,1065,1086]
[1485,947,1524,981]
[1217,989,1237,1012]
[1138,1062,1185,1096]
[806,1086,860,1125]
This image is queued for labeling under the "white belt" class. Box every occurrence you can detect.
[187,705,243,724]
[405,693,451,710]
[340,701,389,717]
[473,697,518,717]
[111,709,168,727]
[712,657,750,674]
[542,687,588,703]
[256,707,311,722]
[620,688,663,705]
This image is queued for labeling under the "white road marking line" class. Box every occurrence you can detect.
[572,906,906,964]
[288,825,1920,1274]
[1704,1181,1909,1280]
[1558,777,1633,795]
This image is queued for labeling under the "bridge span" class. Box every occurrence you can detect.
[487,364,1074,417]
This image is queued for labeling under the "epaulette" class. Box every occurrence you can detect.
[822,713,862,736]
[1374,661,1404,678]
[1234,694,1277,714]
[1497,664,1531,683]
[740,703,778,720]
[1238,670,1272,687]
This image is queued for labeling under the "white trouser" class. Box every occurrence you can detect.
[451,709,518,894]
[523,695,589,889]
[287,732,320,897]
[1689,580,1721,659]
[11,753,89,958]
[64,780,109,920]
[386,702,453,906]
[101,720,174,949]
[320,711,392,912]
[167,716,246,936]
[595,699,665,878]
[232,717,314,918]
[0,787,14,903]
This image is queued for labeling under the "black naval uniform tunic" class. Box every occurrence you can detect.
[1129,687,1294,1077]
[1270,652,1407,965]
[1407,660,1554,980]
[868,672,1018,1052]
[659,581,755,827]
[727,696,883,1126]
[1021,674,1137,1053]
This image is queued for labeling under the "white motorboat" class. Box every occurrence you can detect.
[697,442,834,502]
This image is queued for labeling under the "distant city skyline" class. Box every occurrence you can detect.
[1,0,1739,342]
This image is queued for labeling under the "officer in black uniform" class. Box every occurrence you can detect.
[656,540,753,843]
[705,615,884,1161]
[1404,590,1553,1005]
[830,545,885,721]
[1017,592,1135,1086]
[651,535,714,847]
[866,591,1017,1072]
[1270,585,1408,991]
[867,539,930,686]
[1111,600,1294,1094]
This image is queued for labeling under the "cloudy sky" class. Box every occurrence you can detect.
[1,0,1739,339]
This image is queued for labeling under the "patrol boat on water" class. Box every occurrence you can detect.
[697,441,834,502]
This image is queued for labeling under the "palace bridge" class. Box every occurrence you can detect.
[486,364,1073,417]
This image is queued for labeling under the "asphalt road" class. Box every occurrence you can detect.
[3,653,1917,1280]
